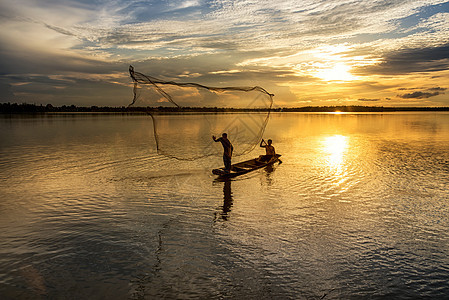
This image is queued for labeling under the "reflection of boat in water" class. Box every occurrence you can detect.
[212,154,281,178]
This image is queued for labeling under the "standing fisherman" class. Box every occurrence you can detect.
[213,133,234,173]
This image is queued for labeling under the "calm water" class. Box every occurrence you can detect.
[1,112,449,299]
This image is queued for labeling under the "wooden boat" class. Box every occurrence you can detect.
[212,154,281,178]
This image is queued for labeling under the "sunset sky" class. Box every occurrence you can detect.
[1,0,448,107]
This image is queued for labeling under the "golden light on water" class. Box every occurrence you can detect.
[323,135,348,166]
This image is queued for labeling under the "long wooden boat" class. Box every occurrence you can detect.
[212,154,281,178]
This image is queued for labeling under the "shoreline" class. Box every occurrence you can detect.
[1,103,449,114]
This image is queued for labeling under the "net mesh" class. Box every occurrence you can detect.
[128,65,274,161]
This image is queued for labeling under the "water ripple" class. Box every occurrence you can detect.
[1,113,449,298]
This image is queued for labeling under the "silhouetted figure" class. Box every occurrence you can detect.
[213,133,234,172]
[259,139,275,162]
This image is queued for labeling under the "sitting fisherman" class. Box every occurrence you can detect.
[259,139,275,162]
[213,133,234,172]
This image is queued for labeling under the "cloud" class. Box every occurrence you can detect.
[4,1,449,63]
[358,98,380,102]
[38,0,446,56]
[428,87,447,91]
[44,23,76,37]
[356,43,449,75]
[398,91,438,99]
[0,81,15,101]
[397,86,446,99]
[1,0,449,106]
[171,0,201,10]
[4,73,132,106]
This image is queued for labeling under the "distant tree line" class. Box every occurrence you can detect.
[280,106,449,112]
[0,103,131,113]
[1,102,448,113]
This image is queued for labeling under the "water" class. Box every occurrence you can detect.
[1,112,448,299]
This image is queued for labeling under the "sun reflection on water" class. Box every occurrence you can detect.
[323,135,348,167]
[321,135,350,194]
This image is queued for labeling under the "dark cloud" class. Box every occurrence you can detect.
[133,55,302,103]
[358,98,380,102]
[0,81,15,102]
[44,23,75,36]
[398,91,440,99]
[356,43,449,75]
[0,50,303,106]
[397,87,420,90]
[3,74,131,106]
[397,86,446,99]
[133,52,304,84]
[198,40,240,51]
[428,87,447,92]
[398,87,447,91]
[0,43,128,75]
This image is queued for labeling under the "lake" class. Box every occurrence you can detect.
[1,112,449,299]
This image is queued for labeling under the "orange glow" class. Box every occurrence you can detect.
[323,135,348,166]
[314,63,357,82]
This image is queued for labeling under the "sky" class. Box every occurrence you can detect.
[0,0,448,107]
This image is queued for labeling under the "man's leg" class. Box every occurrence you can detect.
[223,155,231,172]
[259,155,268,162]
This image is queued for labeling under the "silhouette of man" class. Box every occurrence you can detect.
[259,139,275,162]
[213,133,234,172]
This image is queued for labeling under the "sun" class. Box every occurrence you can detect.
[315,63,357,81]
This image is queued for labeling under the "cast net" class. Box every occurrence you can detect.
[128,65,273,161]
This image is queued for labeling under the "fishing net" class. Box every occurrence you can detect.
[128,65,273,161]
